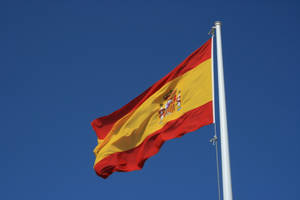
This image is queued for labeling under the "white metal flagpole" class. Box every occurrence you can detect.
[214,21,233,200]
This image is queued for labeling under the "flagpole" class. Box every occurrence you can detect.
[214,21,233,200]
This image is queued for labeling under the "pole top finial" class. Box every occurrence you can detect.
[215,21,222,26]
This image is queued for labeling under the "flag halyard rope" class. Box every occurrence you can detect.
[210,123,222,200]
[209,27,221,200]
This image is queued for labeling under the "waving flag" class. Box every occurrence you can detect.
[91,38,214,178]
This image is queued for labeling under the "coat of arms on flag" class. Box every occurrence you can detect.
[159,89,182,122]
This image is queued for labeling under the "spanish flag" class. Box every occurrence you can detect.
[92,38,214,178]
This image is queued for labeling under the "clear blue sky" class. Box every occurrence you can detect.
[1,0,299,199]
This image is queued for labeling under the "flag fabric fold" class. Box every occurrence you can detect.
[91,38,213,178]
